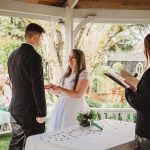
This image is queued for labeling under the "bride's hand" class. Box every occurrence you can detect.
[52,86,62,93]
[44,83,54,89]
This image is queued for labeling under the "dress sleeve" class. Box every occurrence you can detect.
[79,70,89,80]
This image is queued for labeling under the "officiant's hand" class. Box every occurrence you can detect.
[36,117,45,124]
[125,80,136,92]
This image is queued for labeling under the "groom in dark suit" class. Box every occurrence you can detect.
[8,23,47,150]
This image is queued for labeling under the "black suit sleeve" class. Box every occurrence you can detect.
[125,71,150,113]
[125,88,145,111]
[29,52,46,117]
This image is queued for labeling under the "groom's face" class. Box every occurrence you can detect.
[33,34,42,48]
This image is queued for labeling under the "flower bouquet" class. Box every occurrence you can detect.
[77,109,103,130]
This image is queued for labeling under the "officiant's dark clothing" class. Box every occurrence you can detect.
[8,43,46,150]
[125,67,150,139]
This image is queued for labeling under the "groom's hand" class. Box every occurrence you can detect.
[44,83,54,89]
[36,117,45,124]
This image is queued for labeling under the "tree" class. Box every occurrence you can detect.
[0,16,40,67]
[41,21,64,83]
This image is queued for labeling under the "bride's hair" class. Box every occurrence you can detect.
[60,49,86,90]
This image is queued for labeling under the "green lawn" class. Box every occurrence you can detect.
[0,133,11,150]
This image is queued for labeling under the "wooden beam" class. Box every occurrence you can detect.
[73,9,150,23]
[17,0,40,3]
[0,0,65,20]
[69,0,79,8]
[18,0,66,6]
[64,0,79,8]
[0,0,150,24]
[76,0,150,10]
[38,0,67,7]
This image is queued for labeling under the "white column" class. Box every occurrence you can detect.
[64,6,73,68]
[69,0,79,8]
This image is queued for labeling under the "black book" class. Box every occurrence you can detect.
[104,70,139,88]
[104,72,130,88]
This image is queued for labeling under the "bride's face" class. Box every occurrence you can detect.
[68,52,77,69]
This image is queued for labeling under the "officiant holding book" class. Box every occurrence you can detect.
[125,33,150,150]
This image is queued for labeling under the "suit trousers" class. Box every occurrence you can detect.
[9,115,45,150]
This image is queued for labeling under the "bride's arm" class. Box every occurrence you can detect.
[45,84,61,95]
[52,79,89,98]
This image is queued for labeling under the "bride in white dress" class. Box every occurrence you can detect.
[45,49,89,132]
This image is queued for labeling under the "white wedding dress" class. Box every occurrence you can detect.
[47,70,89,132]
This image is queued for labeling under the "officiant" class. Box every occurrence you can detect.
[125,33,150,150]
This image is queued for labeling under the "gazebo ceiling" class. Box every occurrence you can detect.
[0,0,148,23]
[16,0,150,10]
[17,0,67,7]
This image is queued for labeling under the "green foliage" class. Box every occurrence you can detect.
[106,24,147,52]
[133,113,137,123]
[0,17,37,40]
[91,66,109,92]
[86,97,130,108]
[118,113,122,121]
[77,113,86,122]
[0,16,40,67]
[108,35,134,52]
[86,98,102,108]
[126,24,150,42]
[0,133,11,150]
[0,16,46,69]
[88,110,98,120]
[90,65,116,94]
[0,38,21,67]
[127,113,130,121]
[77,110,101,127]
[112,62,124,72]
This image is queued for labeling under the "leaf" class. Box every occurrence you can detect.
[89,110,97,120]
[77,113,86,122]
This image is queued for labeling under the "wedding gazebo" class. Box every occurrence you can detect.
[0,0,150,149]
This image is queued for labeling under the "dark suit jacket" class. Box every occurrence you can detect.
[125,68,150,138]
[8,43,46,120]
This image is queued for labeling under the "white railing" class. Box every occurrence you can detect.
[0,123,11,135]
[93,108,136,122]
[0,108,136,135]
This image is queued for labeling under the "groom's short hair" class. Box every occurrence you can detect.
[25,23,45,39]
